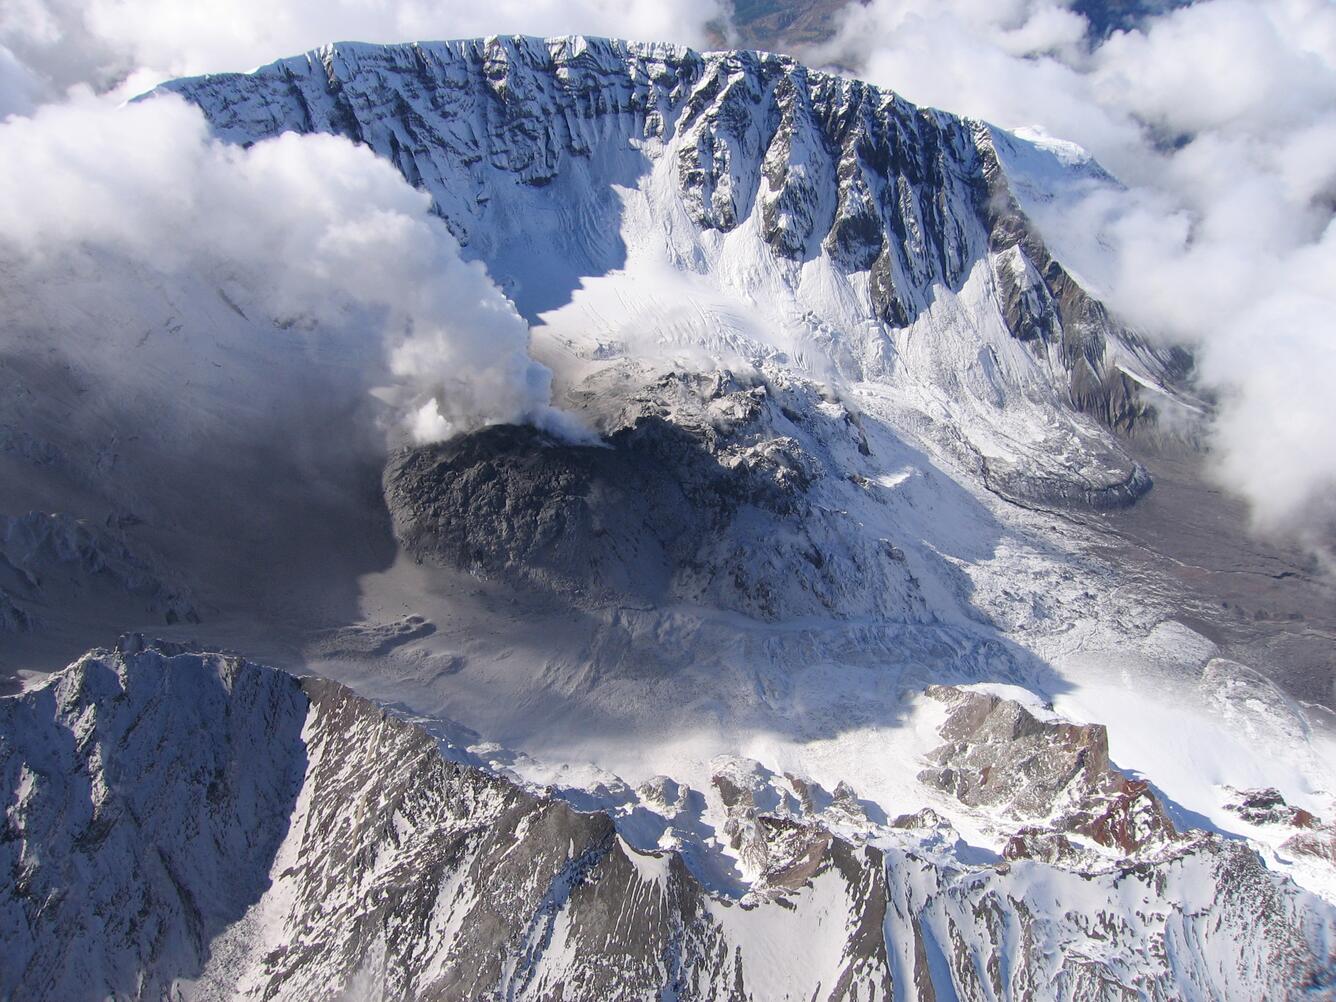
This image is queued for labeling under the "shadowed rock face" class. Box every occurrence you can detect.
[0,512,198,635]
[384,420,747,608]
[976,137,1194,444]
[0,637,308,1001]
[3,640,1333,1001]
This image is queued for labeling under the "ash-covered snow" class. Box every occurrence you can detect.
[0,33,1333,999]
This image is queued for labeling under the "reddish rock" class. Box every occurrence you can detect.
[920,685,1179,857]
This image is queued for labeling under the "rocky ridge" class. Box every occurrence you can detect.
[2,639,1332,1000]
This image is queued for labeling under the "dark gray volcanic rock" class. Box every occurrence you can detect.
[384,370,925,620]
[385,422,724,607]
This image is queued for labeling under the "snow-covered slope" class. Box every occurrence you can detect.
[160,35,1193,509]
[3,639,1332,1001]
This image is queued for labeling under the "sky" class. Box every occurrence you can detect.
[0,0,1333,540]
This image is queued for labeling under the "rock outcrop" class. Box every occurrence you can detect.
[1227,787,1336,869]
[3,640,1332,1001]
[920,685,1178,855]
[384,369,924,620]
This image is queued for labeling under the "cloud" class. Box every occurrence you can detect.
[810,1,1139,162]
[0,1,714,456]
[0,44,41,117]
[0,91,576,446]
[814,0,1336,539]
[2,0,724,103]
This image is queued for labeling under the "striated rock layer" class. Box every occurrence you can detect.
[2,639,1332,1001]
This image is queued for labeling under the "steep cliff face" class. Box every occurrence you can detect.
[3,640,1332,1001]
[160,36,1189,509]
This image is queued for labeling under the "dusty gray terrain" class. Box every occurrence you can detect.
[1086,447,1336,710]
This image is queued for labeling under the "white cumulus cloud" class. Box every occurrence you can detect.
[0,91,580,444]
[2,0,724,102]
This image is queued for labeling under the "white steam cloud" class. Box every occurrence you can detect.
[0,0,725,448]
[0,92,578,444]
[814,0,1336,539]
